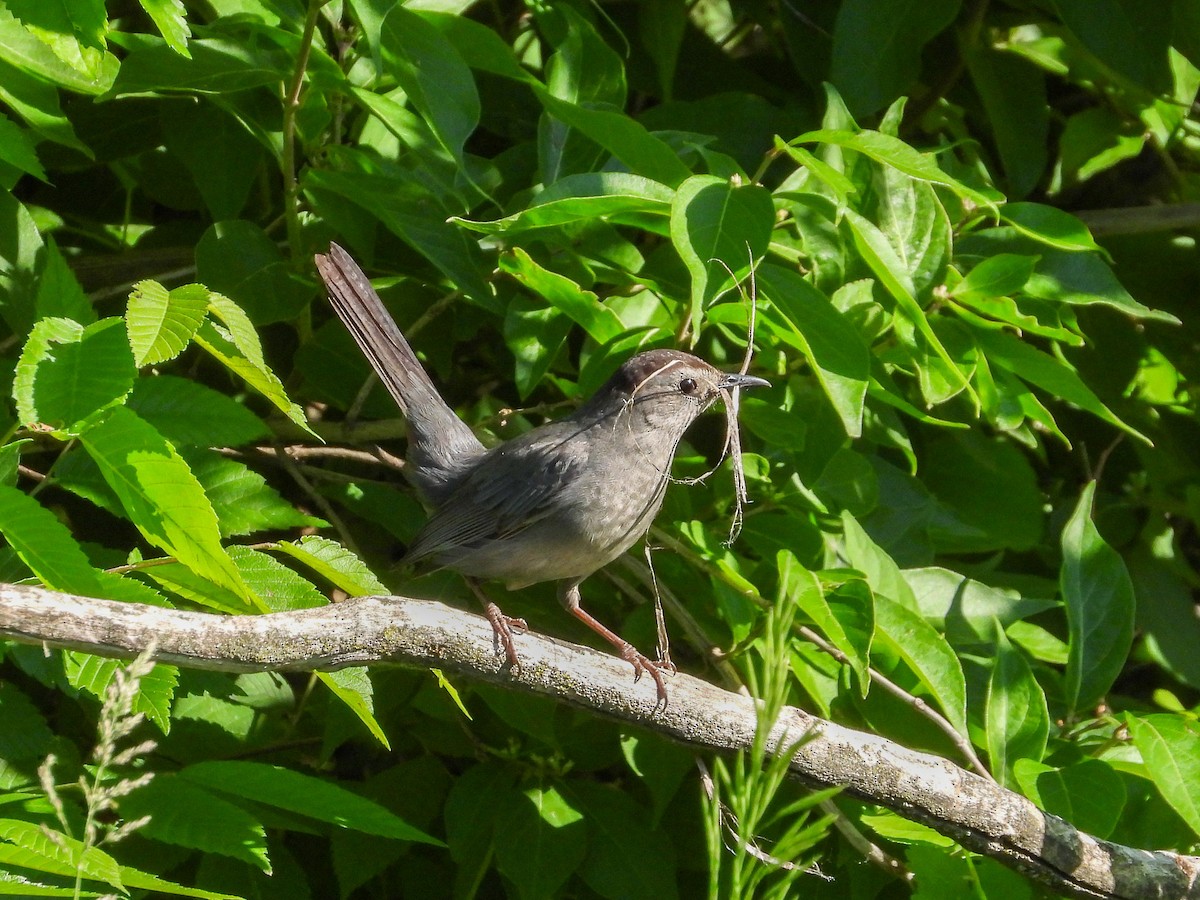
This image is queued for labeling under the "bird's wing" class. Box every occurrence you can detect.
[402,433,585,564]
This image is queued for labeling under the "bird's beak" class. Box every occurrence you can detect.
[719,372,770,391]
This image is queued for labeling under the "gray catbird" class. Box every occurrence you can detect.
[315,243,768,702]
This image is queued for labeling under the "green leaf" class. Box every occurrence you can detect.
[828,0,961,117]
[189,454,325,538]
[985,626,1049,788]
[964,47,1049,198]
[533,88,691,187]
[137,0,191,57]
[0,11,116,95]
[227,545,326,611]
[195,221,310,325]
[501,247,624,344]
[380,5,479,169]
[79,406,256,605]
[875,595,969,737]
[0,111,44,180]
[1014,758,1126,839]
[781,551,872,694]
[421,10,537,83]
[63,653,178,734]
[127,375,270,447]
[305,168,496,310]
[110,35,286,95]
[123,775,268,871]
[193,319,313,435]
[493,784,586,900]
[162,104,263,219]
[15,317,136,433]
[452,172,673,236]
[1128,714,1200,839]
[757,264,869,437]
[179,761,440,845]
[126,281,210,366]
[444,764,517,897]
[843,210,974,402]
[951,254,1037,303]
[504,293,571,398]
[570,782,678,900]
[0,819,122,890]
[34,239,93,324]
[973,328,1147,443]
[317,669,391,750]
[669,174,774,338]
[793,129,998,207]
[1053,0,1172,92]
[903,567,1056,646]
[0,483,104,596]
[274,535,388,596]
[999,203,1099,253]
[1061,481,1136,713]
[840,512,920,610]
[1023,247,1181,324]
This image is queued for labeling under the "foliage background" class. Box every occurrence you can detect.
[0,0,1199,897]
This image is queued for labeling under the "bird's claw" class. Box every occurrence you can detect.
[621,645,671,709]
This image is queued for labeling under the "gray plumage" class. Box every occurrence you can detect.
[315,243,768,703]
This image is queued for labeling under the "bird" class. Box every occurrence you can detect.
[315,242,768,703]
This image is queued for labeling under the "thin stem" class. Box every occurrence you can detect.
[799,624,996,782]
[282,0,324,262]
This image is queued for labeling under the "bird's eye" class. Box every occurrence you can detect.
[679,377,698,395]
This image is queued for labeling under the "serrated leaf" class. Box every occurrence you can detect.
[187,453,325,538]
[137,0,191,56]
[193,318,312,435]
[63,653,178,734]
[123,776,269,871]
[273,535,388,596]
[15,317,136,432]
[179,761,438,844]
[126,281,209,366]
[1061,481,1135,712]
[79,406,256,606]
[0,482,105,595]
[127,375,269,448]
[227,545,326,611]
[317,669,390,749]
[0,819,122,890]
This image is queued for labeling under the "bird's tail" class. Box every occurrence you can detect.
[315,243,483,500]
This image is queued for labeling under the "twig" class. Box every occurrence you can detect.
[799,625,996,783]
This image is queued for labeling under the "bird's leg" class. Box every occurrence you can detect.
[644,543,676,674]
[466,579,527,673]
[558,581,670,707]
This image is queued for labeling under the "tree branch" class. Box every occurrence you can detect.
[1,583,1197,900]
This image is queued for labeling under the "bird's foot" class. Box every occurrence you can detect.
[482,601,527,674]
[620,644,671,709]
